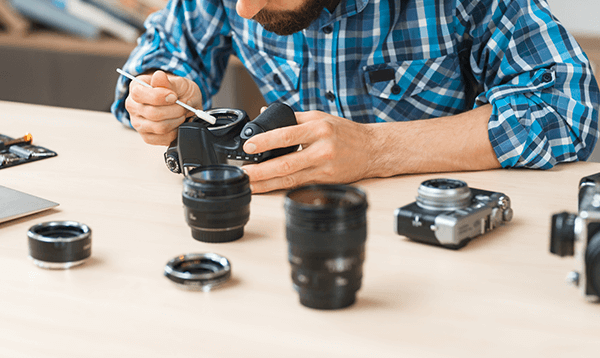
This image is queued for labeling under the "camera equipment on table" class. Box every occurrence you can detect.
[0,133,57,170]
[394,178,513,249]
[164,253,231,291]
[182,165,251,243]
[27,221,92,269]
[164,103,298,175]
[284,184,368,310]
[550,173,600,302]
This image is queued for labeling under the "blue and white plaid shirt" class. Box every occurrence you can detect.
[112,0,599,169]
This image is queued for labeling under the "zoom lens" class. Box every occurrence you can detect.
[27,221,92,269]
[416,178,472,211]
[182,165,251,243]
[284,184,368,310]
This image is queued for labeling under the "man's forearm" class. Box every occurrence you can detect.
[368,104,501,177]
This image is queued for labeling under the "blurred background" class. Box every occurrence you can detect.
[0,0,598,158]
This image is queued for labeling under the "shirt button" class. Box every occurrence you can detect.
[273,74,282,86]
[325,91,336,102]
[542,72,553,83]
[391,84,401,95]
[323,25,333,34]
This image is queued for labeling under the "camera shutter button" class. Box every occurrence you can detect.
[244,127,254,137]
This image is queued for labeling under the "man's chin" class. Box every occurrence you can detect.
[262,25,301,36]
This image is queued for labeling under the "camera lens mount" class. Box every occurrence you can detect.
[164,253,231,291]
[204,108,247,133]
[416,178,472,211]
[27,221,92,269]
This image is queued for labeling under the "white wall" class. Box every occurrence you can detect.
[547,0,600,35]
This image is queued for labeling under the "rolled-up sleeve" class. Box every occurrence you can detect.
[111,0,234,127]
[469,0,599,168]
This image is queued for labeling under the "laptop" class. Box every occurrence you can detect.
[0,186,59,224]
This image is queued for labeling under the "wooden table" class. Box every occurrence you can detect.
[1,100,598,357]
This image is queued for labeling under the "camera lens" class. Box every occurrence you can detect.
[586,232,600,296]
[284,184,368,310]
[164,253,231,291]
[416,178,472,211]
[27,221,92,269]
[550,212,576,257]
[182,165,251,243]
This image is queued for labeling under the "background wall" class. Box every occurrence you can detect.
[547,0,600,36]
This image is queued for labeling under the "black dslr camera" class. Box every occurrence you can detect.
[550,173,600,302]
[394,178,513,249]
[164,103,298,174]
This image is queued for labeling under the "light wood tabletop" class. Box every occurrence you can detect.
[1,100,599,357]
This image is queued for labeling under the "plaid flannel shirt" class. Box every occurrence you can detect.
[112,0,600,168]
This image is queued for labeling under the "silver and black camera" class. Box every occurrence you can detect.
[550,173,600,302]
[394,178,513,249]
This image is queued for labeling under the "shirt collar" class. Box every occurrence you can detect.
[337,0,370,18]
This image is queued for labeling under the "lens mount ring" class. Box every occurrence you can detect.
[416,178,472,211]
[205,108,247,131]
[27,221,92,269]
[164,253,232,291]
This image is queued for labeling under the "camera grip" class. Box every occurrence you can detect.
[240,103,297,140]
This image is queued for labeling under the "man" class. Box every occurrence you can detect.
[112,0,599,193]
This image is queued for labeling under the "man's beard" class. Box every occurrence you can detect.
[252,0,333,36]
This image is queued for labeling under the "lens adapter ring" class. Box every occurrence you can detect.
[164,253,232,291]
[27,221,92,269]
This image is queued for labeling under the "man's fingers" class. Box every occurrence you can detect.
[247,166,320,194]
[136,130,179,146]
[150,70,172,89]
[243,122,316,154]
[129,80,178,106]
[242,149,312,182]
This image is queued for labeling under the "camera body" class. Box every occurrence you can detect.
[164,103,298,174]
[550,173,600,302]
[394,178,513,249]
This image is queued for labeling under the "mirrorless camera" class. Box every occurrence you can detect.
[394,178,513,249]
[164,103,298,174]
[550,173,600,302]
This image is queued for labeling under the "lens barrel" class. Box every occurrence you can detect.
[27,221,92,269]
[416,178,472,211]
[284,184,368,310]
[586,232,600,296]
[183,165,251,243]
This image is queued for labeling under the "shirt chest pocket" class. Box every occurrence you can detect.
[363,54,464,121]
[237,45,302,103]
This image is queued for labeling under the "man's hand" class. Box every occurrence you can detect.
[241,105,501,194]
[124,70,203,146]
[241,111,379,193]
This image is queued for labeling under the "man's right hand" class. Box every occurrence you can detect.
[124,70,203,146]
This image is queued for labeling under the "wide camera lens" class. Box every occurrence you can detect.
[416,178,472,211]
[284,184,368,310]
[182,165,251,243]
